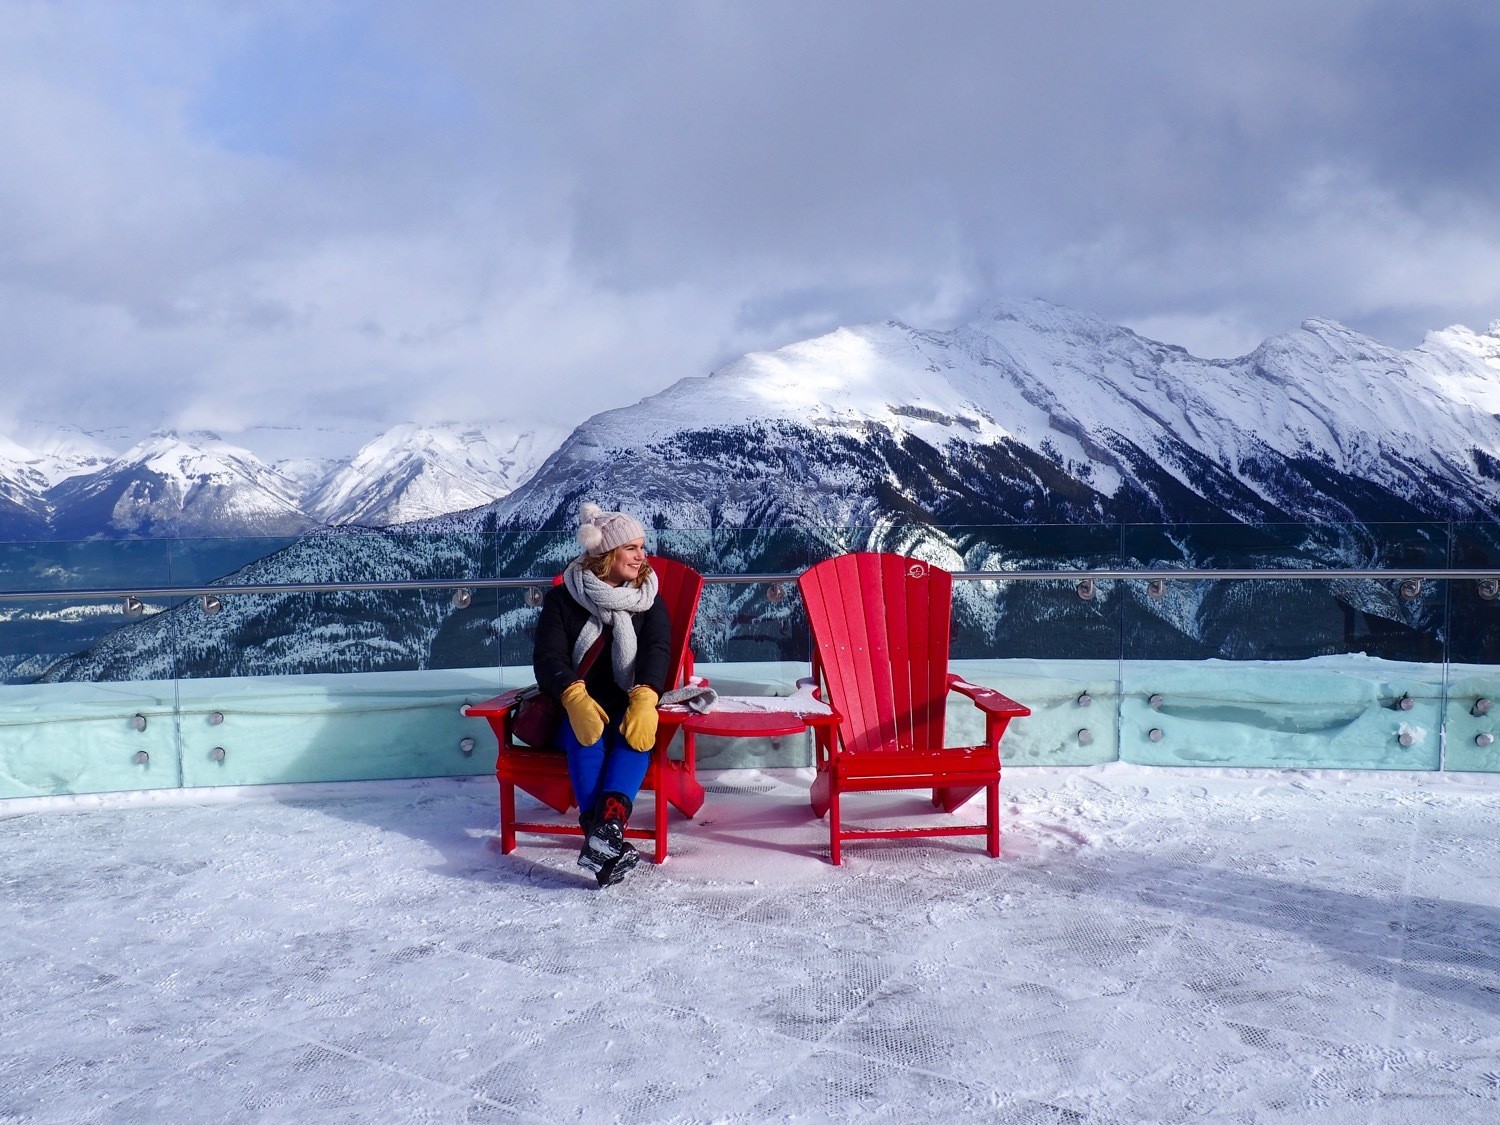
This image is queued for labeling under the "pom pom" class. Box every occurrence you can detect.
[578,501,603,524]
[578,523,605,552]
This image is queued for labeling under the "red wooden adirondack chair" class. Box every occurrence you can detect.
[798,552,1031,864]
[463,556,706,864]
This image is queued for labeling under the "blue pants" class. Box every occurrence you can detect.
[560,714,650,817]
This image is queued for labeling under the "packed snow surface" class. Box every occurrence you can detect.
[4,766,1499,1122]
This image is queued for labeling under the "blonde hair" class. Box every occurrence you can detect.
[581,546,654,589]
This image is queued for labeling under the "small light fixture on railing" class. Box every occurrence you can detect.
[1148,693,1164,710]
[1395,693,1414,712]
[1076,578,1095,601]
[200,594,222,616]
[131,714,147,732]
[1480,579,1500,601]
[1148,728,1164,742]
[1147,578,1166,598]
[524,586,545,608]
[1077,729,1094,745]
[766,583,786,604]
[1399,578,1423,600]
[122,596,144,617]
[451,587,473,610]
[1475,698,1493,717]
[209,747,226,762]
[1477,732,1496,748]
[132,750,149,765]
[459,737,476,755]
[1077,692,1092,708]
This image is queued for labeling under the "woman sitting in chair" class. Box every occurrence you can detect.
[532,503,669,886]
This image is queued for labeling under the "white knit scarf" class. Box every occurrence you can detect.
[563,562,660,690]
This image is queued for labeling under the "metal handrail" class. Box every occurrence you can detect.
[1,567,1498,603]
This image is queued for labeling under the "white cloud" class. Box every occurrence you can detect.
[0,1,1497,457]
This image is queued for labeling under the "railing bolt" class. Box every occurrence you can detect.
[122,596,144,617]
[459,737,476,755]
[1476,732,1496,748]
[131,714,148,732]
[766,582,786,604]
[208,711,224,726]
[1479,578,1499,601]
[524,586,545,608]
[1148,693,1164,710]
[1398,730,1416,747]
[1399,578,1423,600]
[1474,698,1493,717]
[1076,692,1092,707]
[1148,728,1164,742]
[200,594,222,616]
[1147,578,1166,598]
[132,751,149,765]
[210,747,226,762]
[451,588,473,610]
[1396,693,1414,711]
[1076,578,1095,601]
[1077,728,1094,745]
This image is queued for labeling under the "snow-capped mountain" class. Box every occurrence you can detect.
[487,298,1500,539]
[0,435,53,540]
[307,422,564,527]
[39,298,1500,684]
[44,431,318,540]
[0,420,565,539]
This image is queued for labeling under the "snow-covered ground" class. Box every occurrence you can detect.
[4,765,1500,1123]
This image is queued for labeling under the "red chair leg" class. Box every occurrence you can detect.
[499,778,517,855]
[828,784,842,865]
[654,785,668,864]
[986,779,1000,858]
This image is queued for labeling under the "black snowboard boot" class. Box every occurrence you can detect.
[595,842,641,887]
[579,792,632,872]
[576,810,605,874]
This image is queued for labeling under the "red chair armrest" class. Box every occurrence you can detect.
[462,687,528,719]
[947,675,1031,718]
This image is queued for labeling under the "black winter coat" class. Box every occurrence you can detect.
[532,585,672,716]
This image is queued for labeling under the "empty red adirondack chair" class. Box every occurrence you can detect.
[463,555,705,863]
[798,552,1031,864]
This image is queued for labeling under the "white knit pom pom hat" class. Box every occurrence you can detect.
[576,501,647,556]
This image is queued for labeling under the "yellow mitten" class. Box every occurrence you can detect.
[620,686,660,750]
[560,681,608,746]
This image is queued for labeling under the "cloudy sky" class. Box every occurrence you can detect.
[2,0,1498,458]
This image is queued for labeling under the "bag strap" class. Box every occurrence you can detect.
[575,633,607,678]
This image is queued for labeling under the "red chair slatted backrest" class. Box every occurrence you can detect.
[647,556,703,687]
[799,553,953,755]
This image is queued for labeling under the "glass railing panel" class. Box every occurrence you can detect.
[1120,520,1451,570]
[2,591,182,798]
[1443,523,1500,771]
[950,575,1121,768]
[0,536,177,596]
[165,535,302,589]
[148,582,505,788]
[1120,574,1446,770]
[940,526,1125,767]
